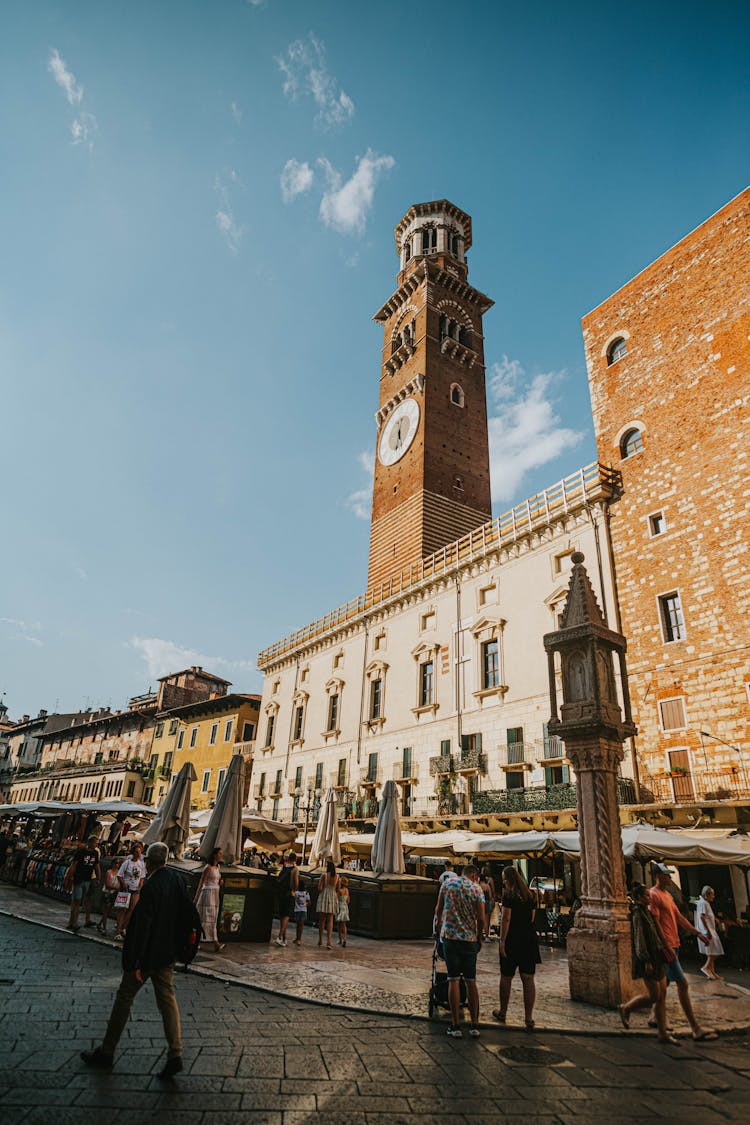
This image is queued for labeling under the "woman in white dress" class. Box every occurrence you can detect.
[695,885,724,980]
[195,847,225,953]
[317,860,341,950]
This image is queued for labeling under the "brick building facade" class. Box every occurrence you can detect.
[583,187,750,803]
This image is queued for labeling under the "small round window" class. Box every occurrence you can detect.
[607,337,627,365]
[620,428,643,459]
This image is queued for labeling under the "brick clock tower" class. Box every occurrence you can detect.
[368,200,494,592]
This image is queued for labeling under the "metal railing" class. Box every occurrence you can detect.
[541,737,565,760]
[639,768,750,805]
[257,462,622,668]
[472,778,637,815]
[501,743,525,766]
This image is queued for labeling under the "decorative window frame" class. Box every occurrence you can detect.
[450,382,465,408]
[372,628,387,653]
[363,659,388,731]
[470,616,508,706]
[289,689,309,749]
[658,695,688,732]
[322,678,344,742]
[601,329,631,364]
[615,419,646,459]
[263,699,280,752]
[411,642,440,718]
[647,509,668,538]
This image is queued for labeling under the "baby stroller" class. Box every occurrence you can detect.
[428,938,467,1019]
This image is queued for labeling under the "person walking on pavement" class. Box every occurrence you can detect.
[336,876,350,947]
[65,835,101,932]
[695,886,724,980]
[275,852,299,947]
[317,860,340,949]
[493,865,541,1030]
[194,847,225,953]
[115,841,146,940]
[439,860,456,887]
[434,863,486,1039]
[81,841,189,1079]
[649,864,717,1041]
[293,886,311,945]
[617,882,675,1044]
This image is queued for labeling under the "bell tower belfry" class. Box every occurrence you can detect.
[368,200,494,593]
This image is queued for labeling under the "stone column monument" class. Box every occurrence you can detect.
[543,552,637,1007]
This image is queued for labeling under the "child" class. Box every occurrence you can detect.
[98,858,121,934]
[336,877,350,947]
[293,886,311,945]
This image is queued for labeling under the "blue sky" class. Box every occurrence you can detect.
[1,1,748,717]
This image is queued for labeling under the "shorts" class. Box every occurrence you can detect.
[102,889,118,907]
[443,939,478,982]
[665,950,687,985]
[294,910,307,922]
[72,880,92,902]
[280,895,295,919]
[500,940,541,978]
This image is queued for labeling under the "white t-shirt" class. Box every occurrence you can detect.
[439,869,458,886]
[118,856,146,892]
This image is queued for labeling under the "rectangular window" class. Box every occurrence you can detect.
[440,739,451,755]
[420,661,434,707]
[272,798,280,820]
[506,771,525,791]
[659,592,686,642]
[168,719,178,735]
[506,727,524,765]
[659,697,687,731]
[224,719,233,742]
[482,639,499,689]
[242,721,256,741]
[274,769,283,795]
[649,511,667,537]
[144,786,154,804]
[327,693,339,731]
[163,751,173,776]
[189,726,198,749]
[370,679,382,720]
[154,722,164,739]
[367,752,378,783]
[265,714,275,747]
[315,762,324,790]
[293,705,304,741]
[337,757,347,787]
[259,771,266,796]
[176,728,184,750]
[295,766,303,788]
[149,752,158,769]
[217,767,226,795]
[201,769,211,793]
[402,746,412,778]
[126,781,135,798]
[209,723,218,745]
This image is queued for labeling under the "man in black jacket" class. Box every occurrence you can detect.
[81,841,186,1079]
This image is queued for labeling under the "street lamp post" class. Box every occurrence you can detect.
[300,784,315,865]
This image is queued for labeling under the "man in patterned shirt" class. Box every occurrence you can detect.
[434,864,486,1038]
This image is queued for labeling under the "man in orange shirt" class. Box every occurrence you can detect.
[649,864,717,1041]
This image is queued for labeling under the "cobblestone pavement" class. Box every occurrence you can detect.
[2,916,750,1124]
[2,881,749,1036]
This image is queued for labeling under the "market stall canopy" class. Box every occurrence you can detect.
[549,825,750,866]
[189,807,297,849]
[462,830,553,858]
[0,799,155,818]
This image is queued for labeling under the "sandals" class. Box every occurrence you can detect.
[659,1035,681,1046]
[692,1030,719,1041]
[491,1009,506,1024]
[617,1004,630,1029]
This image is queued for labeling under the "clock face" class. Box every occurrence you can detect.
[378,397,421,466]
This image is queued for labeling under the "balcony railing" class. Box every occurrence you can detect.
[430,754,455,777]
[457,748,487,774]
[472,778,637,815]
[639,767,750,805]
[393,762,419,781]
[541,737,565,760]
[501,743,525,766]
[233,740,255,757]
[257,462,623,668]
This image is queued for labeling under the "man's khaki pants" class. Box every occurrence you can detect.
[102,965,182,1059]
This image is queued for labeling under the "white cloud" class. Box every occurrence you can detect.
[280,159,314,203]
[48,48,97,150]
[487,356,584,503]
[214,171,246,253]
[73,565,89,581]
[48,48,83,105]
[230,100,242,124]
[129,637,254,681]
[277,34,354,129]
[319,150,395,235]
[345,450,374,520]
[1,617,43,633]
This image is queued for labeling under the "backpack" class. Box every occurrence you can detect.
[277,865,292,897]
[175,887,204,965]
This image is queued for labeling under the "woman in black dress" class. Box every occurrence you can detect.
[493,865,541,1029]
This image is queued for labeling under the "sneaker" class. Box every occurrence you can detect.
[275,937,286,947]
[469,1026,480,1038]
[158,1056,183,1081]
[81,1047,114,1070]
[446,1026,463,1038]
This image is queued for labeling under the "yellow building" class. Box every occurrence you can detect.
[150,693,260,809]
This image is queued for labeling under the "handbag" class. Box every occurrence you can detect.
[114,891,131,910]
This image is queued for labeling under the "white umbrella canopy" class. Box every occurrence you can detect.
[463,830,553,858]
[371,779,405,875]
[142,762,197,857]
[197,753,245,865]
[307,786,341,868]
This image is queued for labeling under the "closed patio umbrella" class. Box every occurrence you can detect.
[142,762,197,857]
[307,786,341,868]
[197,753,245,865]
[371,779,405,875]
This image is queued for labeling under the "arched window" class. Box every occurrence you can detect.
[458,326,471,347]
[620,428,644,459]
[450,383,465,408]
[607,337,627,365]
[439,314,447,340]
[421,227,437,253]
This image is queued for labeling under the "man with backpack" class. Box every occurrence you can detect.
[275,852,299,947]
[81,841,200,1080]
